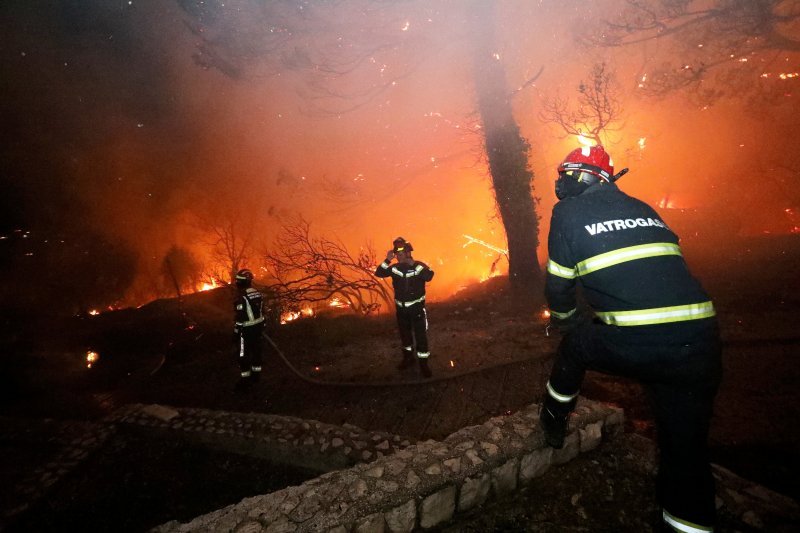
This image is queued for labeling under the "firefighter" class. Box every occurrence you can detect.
[540,145,722,532]
[375,237,435,377]
[233,268,265,387]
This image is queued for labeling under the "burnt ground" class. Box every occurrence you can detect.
[1,235,799,531]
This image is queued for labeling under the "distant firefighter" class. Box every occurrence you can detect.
[540,145,722,532]
[232,268,266,388]
[375,237,435,378]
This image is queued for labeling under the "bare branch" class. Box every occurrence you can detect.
[539,63,623,144]
[262,216,392,315]
[584,0,800,103]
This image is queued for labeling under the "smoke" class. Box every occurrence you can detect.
[2,0,799,311]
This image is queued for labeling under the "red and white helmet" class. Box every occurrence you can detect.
[557,145,614,183]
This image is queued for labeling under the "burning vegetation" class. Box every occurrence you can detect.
[0,0,798,318]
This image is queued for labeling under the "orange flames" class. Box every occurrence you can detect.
[281,307,314,324]
[198,279,222,292]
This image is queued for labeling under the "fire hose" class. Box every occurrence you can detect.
[261,330,553,389]
[167,298,553,389]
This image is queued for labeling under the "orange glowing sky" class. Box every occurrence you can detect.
[2,0,798,307]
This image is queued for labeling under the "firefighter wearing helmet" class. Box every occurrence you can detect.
[541,145,722,532]
[233,268,266,387]
[375,237,435,378]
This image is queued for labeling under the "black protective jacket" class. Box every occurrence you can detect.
[234,286,265,332]
[375,259,434,306]
[545,183,715,339]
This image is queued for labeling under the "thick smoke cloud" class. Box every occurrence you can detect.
[2,0,799,313]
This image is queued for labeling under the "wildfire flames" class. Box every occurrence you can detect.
[198,279,222,292]
[281,307,315,324]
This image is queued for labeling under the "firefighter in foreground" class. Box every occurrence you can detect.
[540,146,722,532]
[233,268,266,387]
[375,237,435,378]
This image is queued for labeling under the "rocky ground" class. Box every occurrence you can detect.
[1,235,799,531]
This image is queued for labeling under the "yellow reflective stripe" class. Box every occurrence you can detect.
[596,301,715,326]
[236,316,265,327]
[395,296,426,307]
[576,242,682,276]
[547,259,576,279]
[662,509,713,533]
[546,381,579,403]
[550,307,576,320]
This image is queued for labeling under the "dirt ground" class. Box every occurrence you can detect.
[1,235,799,531]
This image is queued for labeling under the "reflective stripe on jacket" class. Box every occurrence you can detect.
[545,183,715,328]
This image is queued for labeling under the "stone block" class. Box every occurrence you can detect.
[355,512,386,533]
[519,447,553,483]
[385,499,416,533]
[458,473,490,512]
[579,421,602,452]
[552,432,580,465]
[419,485,456,529]
[491,458,519,495]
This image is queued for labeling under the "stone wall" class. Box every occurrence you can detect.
[150,399,624,532]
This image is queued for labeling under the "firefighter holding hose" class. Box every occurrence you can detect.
[233,268,265,389]
[540,145,722,532]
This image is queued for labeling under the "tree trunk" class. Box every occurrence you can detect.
[469,1,541,291]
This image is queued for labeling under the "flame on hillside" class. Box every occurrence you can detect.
[281,307,314,324]
[329,297,348,308]
[198,279,222,292]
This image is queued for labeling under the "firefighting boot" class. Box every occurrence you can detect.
[539,404,568,449]
[398,348,416,371]
[418,358,432,378]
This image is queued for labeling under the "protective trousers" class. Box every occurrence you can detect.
[395,302,429,358]
[236,326,263,377]
[544,321,722,531]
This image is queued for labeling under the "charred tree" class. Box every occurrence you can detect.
[469,0,541,291]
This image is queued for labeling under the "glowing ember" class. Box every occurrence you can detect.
[86,350,99,368]
[88,309,100,316]
[541,309,551,320]
[329,297,347,308]
[480,270,501,283]
[280,307,315,324]
[449,360,455,368]
[314,366,321,372]
[198,279,221,292]
[658,197,676,209]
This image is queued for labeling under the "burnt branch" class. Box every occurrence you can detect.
[263,217,392,315]
[584,0,800,102]
[539,63,623,144]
